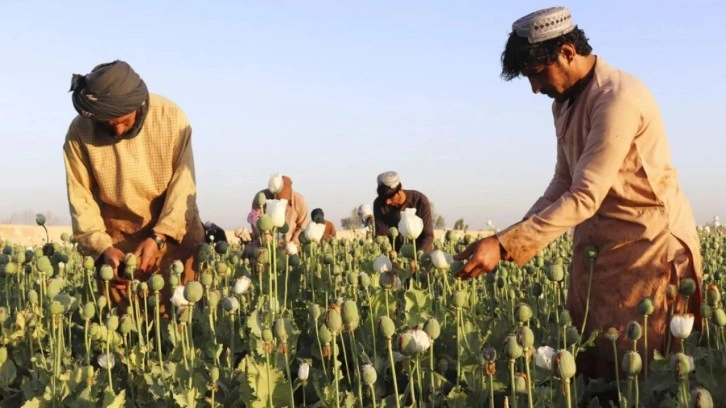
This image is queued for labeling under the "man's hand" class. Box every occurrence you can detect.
[133,237,162,276]
[453,236,502,280]
[102,246,127,282]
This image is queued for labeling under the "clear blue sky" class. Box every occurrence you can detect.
[0,1,723,230]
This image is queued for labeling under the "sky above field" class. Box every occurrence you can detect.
[0,0,724,230]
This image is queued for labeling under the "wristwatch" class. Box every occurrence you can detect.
[151,233,166,250]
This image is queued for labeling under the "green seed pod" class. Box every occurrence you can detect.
[257,215,274,233]
[221,296,239,313]
[310,304,321,320]
[172,260,184,274]
[215,241,228,255]
[97,295,107,310]
[672,352,691,379]
[713,308,726,327]
[61,232,70,242]
[503,334,523,360]
[565,326,580,346]
[585,245,598,261]
[515,303,533,323]
[83,302,96,321]
[706,284,721,306]
[400,243,415,259]
[452,291,467,308]
[183,281,204,303]
[389,227,399,238]
[546,263,565,282]
[3,263,16,274]
[28,290,38,305]
[531,282,543,297]
[262,328,273,342]
[139,282,149,294]
[278,222,289,234]
[625,320,643,342]
[361,364,377,385]
[119,315,134,335]
[638,297,654,316]
[437,357,449,373]
[0,347,7,364]
[99,265,114,281]
[215,262,230,277]
[559,310,572,326]
[83,256,95,270]
[424,318,441,341]
[516,326,535,349]
[200,272,213,288]
[690,387,714,408]
[89,323,100,338]
[274,317,289,342]
[701,304,713,319]
[359,272,371,288]
[342,300,360,331]
[36,256,53,274]
[319,324,333,344]
[513,372,528,394]
[621,350,642,377]
[124,253,137,268]
[378,316,396,338]
[150,275,165,292]
[106,315,119,332]
[325,307,343,335]
[679,278,697,297]
[49,301,65,315]
[552,349,577,380]
[35,213,46,226]
[666,284,678,304]
[208,290,221,307]
[13,251,25,264]
[210,366,220,382]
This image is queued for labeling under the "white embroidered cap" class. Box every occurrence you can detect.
[512,7,575,44]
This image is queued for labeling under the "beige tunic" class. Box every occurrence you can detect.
[63,93,204,313]
[251,190,309,242]
[496,57,703,380]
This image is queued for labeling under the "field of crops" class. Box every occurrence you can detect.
[0,214,723,408]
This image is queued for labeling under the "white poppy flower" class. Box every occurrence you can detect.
[304,222,326,242]
[265,199,288,228]
[372,254,392,273]
[268,173,284,194]
[234,276,252,295]
[398,208,424,240]
[670,313,695,339]
[534,346,555,370]
[171,286,189,308]
[430,249,451,269]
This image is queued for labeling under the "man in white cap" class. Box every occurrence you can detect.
[454,6,702,385]
[373,171,434,252]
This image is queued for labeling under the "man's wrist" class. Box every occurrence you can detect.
[151,233,166,249]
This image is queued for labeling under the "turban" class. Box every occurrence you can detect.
[69,60,149,121]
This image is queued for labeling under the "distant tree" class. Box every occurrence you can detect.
[453,218,468,231]
[1,210,64,225]
[435,215,446,229]
[341,207,363,230]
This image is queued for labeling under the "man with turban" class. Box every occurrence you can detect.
[373,171,434,252]
[311,208,337,241]
[63,60,205,315]
[453,6,703,394]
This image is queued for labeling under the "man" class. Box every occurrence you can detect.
[203,221,229,244]
[373,171,434,252]
[250,175,308,243]
[311,208,337,241]
[455,7,703,384]
[63,60,205,315]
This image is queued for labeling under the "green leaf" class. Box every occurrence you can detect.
[237,355,291,407]
[102,388,126,408]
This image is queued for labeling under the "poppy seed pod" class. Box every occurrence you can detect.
[516,326,535,349]
[222,296,239,313]
[625,320,642,342]
[503,334,523,360]
[672,352,691,379]
[342,300,360,331]
[262,329,273,343]
[546,263,565,282]
[552,349,577,380]
[257,215,274,233]
[183,281,204,304]
[274,317,289,342]
[99,265,114,281]
[559,310,572,326]
[0,347,7,364]
[318,324,333,344]
[605,327,620,342]
[424,318,441,341]
[83,302,96,321]
[621,350,642,377]
[106,315,119,332]
[124,253,137,268]
[119,315,134,335]
[255,192,267,208]
[701,304,713,319]
[690,387,714,408]
[513,372,528,394]
[210,366,220,382]
[83,256,95,270]
[35,213,46,226]
[200,272,213,288]
[452,291,467,308]
[325,307,343,335]
[585,245,598,261]
[565,326,580,345]
[515,303,533,323]
[389,227,399,238]
[378,316,396,338]
[679,278,697,297]
[706,283,721,306]
[713,308,726,327]
[638,297,654,316]
[362,364,377,385]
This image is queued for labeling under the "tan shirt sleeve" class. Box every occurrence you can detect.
[63,124,113,260]
[153,110,198,243]
[497,92,641,265]
[291,195,308,242]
